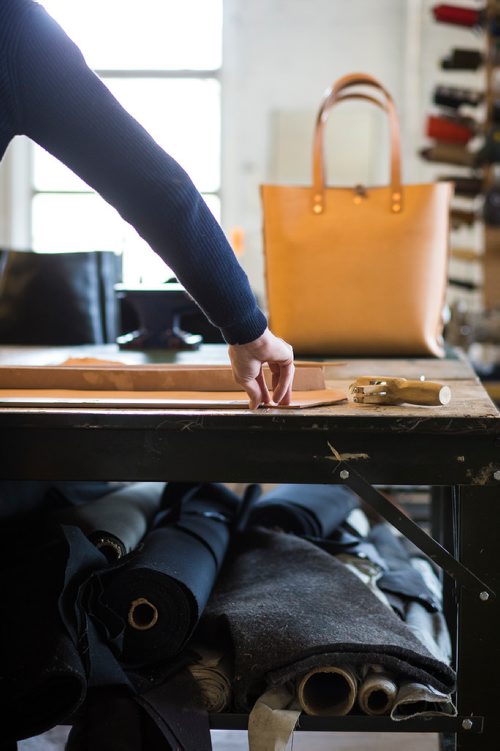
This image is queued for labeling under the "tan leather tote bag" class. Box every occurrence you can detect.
[261,73,452,356]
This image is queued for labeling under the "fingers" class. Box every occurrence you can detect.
[256,368,271,406]
[270,360,295,405]
[241,377,264,410]
[241,369,270,410]
[227,329,294,409]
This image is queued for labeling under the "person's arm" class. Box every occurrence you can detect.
[10,1,294,406]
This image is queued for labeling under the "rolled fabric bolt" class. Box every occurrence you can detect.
[390,681,457,721]
[128,597,159,631]
[91,533,126,562]
[358,669,398,715]
[55,482,165,559]
[297,665,357,716]
[93,483,240,666]
[188,646,233,713]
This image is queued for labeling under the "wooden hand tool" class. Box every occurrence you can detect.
[349,376,451,406]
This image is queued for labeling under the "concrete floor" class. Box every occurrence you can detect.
[19,726,440,750]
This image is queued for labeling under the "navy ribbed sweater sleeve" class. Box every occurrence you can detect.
[3,0,267,344]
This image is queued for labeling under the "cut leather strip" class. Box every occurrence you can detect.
[0,388,347,409]
[0,362,325,391]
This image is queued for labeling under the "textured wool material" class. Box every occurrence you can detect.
[0,0,267,345]
[199,528,455,711]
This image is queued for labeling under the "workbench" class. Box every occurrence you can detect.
[0,344,499,751]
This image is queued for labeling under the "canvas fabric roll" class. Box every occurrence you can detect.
[0,523,87,742]
[390,681,457,721]
[357,665,398,716]
[187,645,233,713]
[199,528,455,711]
[249,483,359,536]
[54,482,165,560]
[248,686,301,751]
[91,483,240,667]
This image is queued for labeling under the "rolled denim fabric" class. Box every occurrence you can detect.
[368,523,441,613]
[297,665,358,716]
[54,482,165,560]
[249,483,359,537]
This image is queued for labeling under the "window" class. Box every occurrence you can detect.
[33,0,222,284]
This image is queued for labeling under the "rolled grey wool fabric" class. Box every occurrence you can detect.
[199,528,455,711]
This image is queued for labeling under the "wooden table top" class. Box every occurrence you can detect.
[0,344,496,428]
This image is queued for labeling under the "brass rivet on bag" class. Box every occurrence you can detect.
[392,203,401,213]
[353,196,362,205]
[313,204,323,214]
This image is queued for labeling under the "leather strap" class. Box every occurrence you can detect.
[312,73,403,214]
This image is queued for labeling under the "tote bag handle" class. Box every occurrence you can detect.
[312,72,402,214]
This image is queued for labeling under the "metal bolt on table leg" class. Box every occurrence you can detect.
[340,469,349,480]
[462,719,473,730]
[479,591,490,602]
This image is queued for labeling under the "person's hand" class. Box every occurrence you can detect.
[228,328,294,410]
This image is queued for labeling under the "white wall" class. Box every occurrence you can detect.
[221,0,412,302]
[1,0,443,305]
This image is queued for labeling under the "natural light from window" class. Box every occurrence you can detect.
[33,0,222,284]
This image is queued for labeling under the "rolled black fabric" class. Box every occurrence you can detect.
[199,528,455,711]
[54,482,166,560]
[0,524,87,742]
[368,523,440,612]
[92,483,240,667]
[67,676,212,751]
[249,484,359,537]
